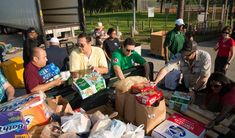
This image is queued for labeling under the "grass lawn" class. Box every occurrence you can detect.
[81,11,232,43]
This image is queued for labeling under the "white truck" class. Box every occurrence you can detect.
[0,0,84,40]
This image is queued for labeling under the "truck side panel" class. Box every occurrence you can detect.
[0,0,40,31]
[41,0,79,23]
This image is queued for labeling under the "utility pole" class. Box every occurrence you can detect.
[204,0,209,32]
[132,0,138,36]
[78,0,86,32]
[160,0,164,13]
[177,0,185,19]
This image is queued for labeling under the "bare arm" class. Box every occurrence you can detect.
[113,65,125,80]
[228,46,235,64]
[194,75,208,90]
[93,67,108,74]
[103,50,111,62]
[30,78,62,93]
[214,43,219,51]
[143,62,150,80]
[153,66,171,84]
[5,82,15,101]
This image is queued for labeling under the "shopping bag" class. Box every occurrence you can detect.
[135,99,166,134]
[122,124,145,138]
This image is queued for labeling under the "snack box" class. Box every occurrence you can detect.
[0,111,28,138]
[0,93,51,130]
[131,82,156,94]
[152,113,205,138]
[38,63,60,82]
[73,72,106,99]
[169,91,191,111]
[136,89,163,106]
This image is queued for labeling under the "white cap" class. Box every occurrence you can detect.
[50,37,59,43]
[175,18,184,26]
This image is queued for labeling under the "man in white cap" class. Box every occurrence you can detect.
[164,18,185,62]
[45,37,69,71]
[93,22,107,47]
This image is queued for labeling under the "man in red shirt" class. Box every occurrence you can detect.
[23,47,63,94]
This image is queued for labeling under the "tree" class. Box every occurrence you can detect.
[177,0,185,18]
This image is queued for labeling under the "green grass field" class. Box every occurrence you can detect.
[81,11,233,43]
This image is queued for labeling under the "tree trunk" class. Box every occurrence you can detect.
[177,0,185,19]
[160,0,164,13]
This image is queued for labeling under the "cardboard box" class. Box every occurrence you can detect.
[73,72,106,99]
[150,31,167,58]
[169,91,191,111]
[0,93,51,130]
[38,63,60,82]
[152,113,206,138]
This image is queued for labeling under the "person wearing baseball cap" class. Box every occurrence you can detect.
[152,39,211,104]
[164,18,186,63]
[45,37,68,71]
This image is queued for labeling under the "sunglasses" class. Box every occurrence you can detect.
[183,51,194,58]
[126,49,134,53]
[76,43,85,48]
[222,32,229,34]
[210,84,222,88]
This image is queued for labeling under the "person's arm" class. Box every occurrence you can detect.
[92,66,108,74]
[113,65,125,80]
[0,42,6,46]
[30,78,62,93]
[227,46,235,65]
[214,42,219,51]
[194,75,208,91]
[153,67,170,85]
[4,82,15,101]
[206,104,233,129]
[143,62,150,80]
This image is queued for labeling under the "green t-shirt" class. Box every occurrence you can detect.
[164,28,185,58]
[111,49,146,72]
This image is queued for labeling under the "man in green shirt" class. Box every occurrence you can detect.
[111,38,153,80]
[164,18,185,62]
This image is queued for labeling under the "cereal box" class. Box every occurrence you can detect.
[152,113,205,138]
[136,89,163,106]
[73,72,106,99]
[131,82,156,94]
[0,111,28,138]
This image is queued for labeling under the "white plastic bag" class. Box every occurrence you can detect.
[109,119,126,138]
[89,130,115,138]
[122,124,145,138]
[61,112,91,134]
[90,116,112,135]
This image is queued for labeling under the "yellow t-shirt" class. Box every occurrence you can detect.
[69,46,108,78]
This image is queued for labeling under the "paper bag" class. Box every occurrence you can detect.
[114,76,147,118]
[124,93,136,124]
[47,95,74,115]
[135,99,166,134]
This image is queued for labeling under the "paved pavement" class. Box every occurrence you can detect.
[1,34,235,96]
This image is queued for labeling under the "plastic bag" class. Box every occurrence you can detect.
[122,124,145,138]
[89,130,115,138]
[61,112,91,134]
[90,116,112,135]
[109,119,126,138]
[89,110,105,125]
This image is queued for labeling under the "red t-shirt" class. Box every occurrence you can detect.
[217,37,235,57]
[222,87,235,112]
[23,62,44,94]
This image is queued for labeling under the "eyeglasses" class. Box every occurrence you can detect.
[222,31,230,34]
[183,51,194,58]
[210,84,222,88]
[126,49,134,53]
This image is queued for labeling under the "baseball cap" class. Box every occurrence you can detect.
[182,40,197,52]
[175,18,184,26]
[50,37,59,43]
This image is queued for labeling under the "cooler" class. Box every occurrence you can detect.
[1,57,24,88]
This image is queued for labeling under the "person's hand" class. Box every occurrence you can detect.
[7,96,15,101]
[53,78,63,86]
[206,120,216,129]
[188,91,195,104]
[224,64,229,71]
